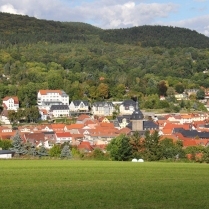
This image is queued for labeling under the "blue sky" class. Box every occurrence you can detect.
[0,0,209,36]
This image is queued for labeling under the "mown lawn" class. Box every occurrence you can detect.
[0,160,208,209]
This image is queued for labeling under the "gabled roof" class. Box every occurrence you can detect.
[24,133,45,144]
[118,127,132,135]
[121,99,136,106]
[77,141,93,151]
[50,105,69,110]
[71,100,89,106]
[51,124,65,130]
[77,114,91,121]
[65,124,84,129]
[3,96,19,104]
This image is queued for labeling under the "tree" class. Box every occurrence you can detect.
[157,80,168,96]
[49,144,61,157]
[196,89,205,100]
[37,145,48,158]
[175,83,185,94]
[129,131,142,158]
[159,138,182,159]
[107,134,132,161]
[8,110,18,124]
[97,83,109,99]
[60,145,71,158]
[143,130,161,161]
[0,139,12,150]
[10,131,27,156]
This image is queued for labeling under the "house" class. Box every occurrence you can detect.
[2,96,19,111]
[91,101,115,116]
[119,100,136,115]
[0,110,10,124]
[37,90,69,110]
[0,150,15,159]
[56,132,72,144]
[39,109,48,121]
[49,105,69,118]
[69,100,89,112]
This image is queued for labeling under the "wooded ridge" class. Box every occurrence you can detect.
[0,12,209,113]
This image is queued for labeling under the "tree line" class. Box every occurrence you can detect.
[1,131,209,163]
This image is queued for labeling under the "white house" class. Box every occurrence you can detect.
[49,105,70,118]
[56,132,72,143]
[119,100,136,115]
[91,102,115,116]
[37,90,69,110]
[2,96,19,111]
[69,100,89,112]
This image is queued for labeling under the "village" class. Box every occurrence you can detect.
[1,89,209,154]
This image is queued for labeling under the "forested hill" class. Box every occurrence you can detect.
[1,12,209,48]
[100,26,209,49]
[0,12,101,44]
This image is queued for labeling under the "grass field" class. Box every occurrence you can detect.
[0,160,209,209]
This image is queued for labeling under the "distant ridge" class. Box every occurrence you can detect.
[1,12,209,48]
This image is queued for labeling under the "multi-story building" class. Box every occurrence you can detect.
[91,102,115,116]
[37,90,69,110]
[2,96,19,111]
[119,99,136,115]
[69,100,89,112]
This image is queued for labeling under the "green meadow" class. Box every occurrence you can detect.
[0,160,208,209]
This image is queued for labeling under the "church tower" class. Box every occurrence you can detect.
[130,100,144,131]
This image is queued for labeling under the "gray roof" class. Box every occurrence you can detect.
[143,121,159,130]
[71,100,89,106]
[174,128,209,139]
[131,109,144,120]
[50,105,69,111]
[93,101,114,107]
[0,150,15,155]
[121,99,136,106]
[117,115,131,123]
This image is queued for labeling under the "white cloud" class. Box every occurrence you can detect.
[0,0,208,36]
[166,15,209,36]
[0,3,25,15]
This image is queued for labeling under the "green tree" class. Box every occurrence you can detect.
[10,131,27,156]
[0,139,12,150]
[159,138,182,159]
[129,131,142,159]
[49,145,61,157]
[107,134,132,161]
[143,130,161,161]
[37,145,48,158]
[175,83,184,94]
[196,89,205,100]
[60,145,71,158]
[97,83,109,99]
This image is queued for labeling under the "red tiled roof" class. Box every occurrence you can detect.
[56,132,72,137]
[77,141,93,151]
[65,124,84,129]
[39,90,62,95]
[183,140,197,147]
[77,114,90,121]
[3,96,19,104]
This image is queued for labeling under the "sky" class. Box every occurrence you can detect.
[0,0,209,36]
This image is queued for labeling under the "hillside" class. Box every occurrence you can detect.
[1,12,209,48]
[0,12,209,113]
